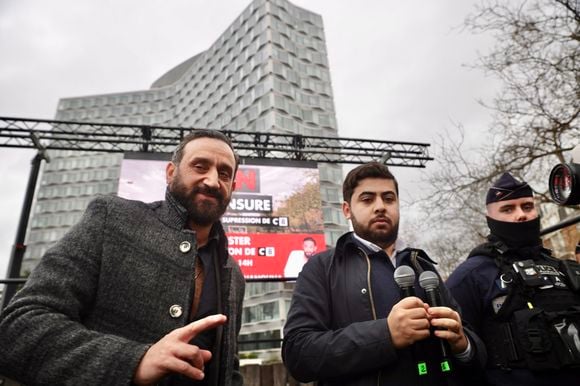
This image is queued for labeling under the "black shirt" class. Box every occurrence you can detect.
[172,229,220,386]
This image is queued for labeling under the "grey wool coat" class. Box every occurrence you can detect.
[0,192,245,386]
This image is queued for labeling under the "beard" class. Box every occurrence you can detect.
[351,214,399,250]
[170,174,231,227]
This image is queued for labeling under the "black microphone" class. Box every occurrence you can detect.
[419,270,453,373]
[394,265,431,382]
[394,265,416,297]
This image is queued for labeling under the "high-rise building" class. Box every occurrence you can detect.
[24,0,347,361]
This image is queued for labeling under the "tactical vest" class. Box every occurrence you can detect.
[472,242,580,372]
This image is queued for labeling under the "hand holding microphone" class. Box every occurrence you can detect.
[392,267,467,375]
[419,271,469,373]
[393,265,433,379]
[389,266,430,349]
[419,271,452,363]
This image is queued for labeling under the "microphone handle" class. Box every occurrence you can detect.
[424,286,442,307]
[402,287,415,298]
[425,288,451,359]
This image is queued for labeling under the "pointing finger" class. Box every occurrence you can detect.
[176,314,227,341]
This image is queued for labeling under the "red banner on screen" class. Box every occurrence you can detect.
[228,232,326,279]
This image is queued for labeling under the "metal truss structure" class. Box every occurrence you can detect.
[0,116,434,309]
[0,117,433,167]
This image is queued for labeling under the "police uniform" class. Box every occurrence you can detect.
[446,173,580,386]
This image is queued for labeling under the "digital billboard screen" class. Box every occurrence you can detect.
[118,153,326,280]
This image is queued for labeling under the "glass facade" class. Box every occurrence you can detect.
[24,0,347,361]
[238,281,295,358]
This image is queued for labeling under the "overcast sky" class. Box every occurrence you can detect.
[0,0,498,278]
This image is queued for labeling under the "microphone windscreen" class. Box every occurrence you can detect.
[418,271,439,291]
[394,265,415,289]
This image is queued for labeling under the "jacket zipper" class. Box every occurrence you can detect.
[359,247,384,386]
[360,248,378,320]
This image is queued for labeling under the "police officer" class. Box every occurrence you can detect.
[446,172,580,386]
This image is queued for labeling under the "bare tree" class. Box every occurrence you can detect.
[467,0,579,191]
[412,0,579,272]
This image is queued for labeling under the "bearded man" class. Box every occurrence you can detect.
[0,130,245,386]
[282,162,486,386]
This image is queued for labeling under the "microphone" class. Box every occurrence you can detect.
[395,265,431,381]
[394,265,416,297]
[419,271,452,373]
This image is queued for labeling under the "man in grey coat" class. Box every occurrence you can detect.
[0,130,246,386]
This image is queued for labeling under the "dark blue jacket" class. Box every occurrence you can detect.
[446,242,580,386]
[283,232,486,386]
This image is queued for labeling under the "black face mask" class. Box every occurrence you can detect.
[486,215,542,249]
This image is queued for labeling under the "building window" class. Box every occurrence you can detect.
[238,330,281,351]
[242,300,280,324]
[325,230,343,247]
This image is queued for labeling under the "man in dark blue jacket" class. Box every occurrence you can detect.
[283,162,486,386]
[446,172,580,385]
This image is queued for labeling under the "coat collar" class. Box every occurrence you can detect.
[158,188,190,230]
[335,232,437,266]
[159,188,230,264]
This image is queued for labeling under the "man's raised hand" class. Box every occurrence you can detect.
[134,314,227,385]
